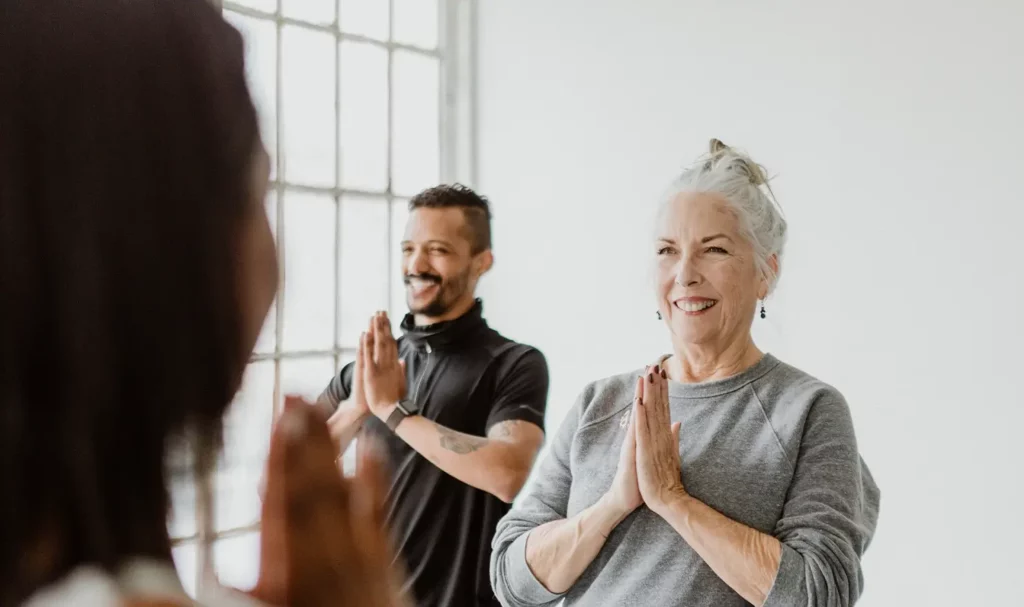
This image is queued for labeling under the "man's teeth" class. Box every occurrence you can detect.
[677,300,716,312]
[409,279,437,290]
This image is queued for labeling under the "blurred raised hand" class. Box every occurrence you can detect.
[250,396,407,607]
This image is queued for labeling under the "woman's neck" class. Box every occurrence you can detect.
[667,336,763,384]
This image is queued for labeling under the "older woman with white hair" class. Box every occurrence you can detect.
[490,140,880,607]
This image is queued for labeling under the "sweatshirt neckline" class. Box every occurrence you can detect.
[658,353,780,399]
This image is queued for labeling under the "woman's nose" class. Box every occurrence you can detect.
[674,255,702,287]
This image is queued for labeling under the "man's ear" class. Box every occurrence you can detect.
[474,250,494,278]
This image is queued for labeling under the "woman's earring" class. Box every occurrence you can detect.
[656,310,662,320]
[760,302,766,319]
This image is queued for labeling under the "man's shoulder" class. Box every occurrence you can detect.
[480,331,547,369]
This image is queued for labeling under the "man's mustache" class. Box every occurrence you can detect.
[404,273,442,286]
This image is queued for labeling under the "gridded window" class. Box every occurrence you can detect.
[170,0,469,595]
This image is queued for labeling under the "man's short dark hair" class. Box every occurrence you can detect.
[409,184,492,254]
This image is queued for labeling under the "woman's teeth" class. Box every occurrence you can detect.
[676,300,717,312]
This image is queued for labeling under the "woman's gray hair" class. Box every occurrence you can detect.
[662,139,788,294]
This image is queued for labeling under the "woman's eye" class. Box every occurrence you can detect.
[657,247,675,255]
[706,246,728,254]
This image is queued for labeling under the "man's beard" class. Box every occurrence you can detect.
[404,269,471,318]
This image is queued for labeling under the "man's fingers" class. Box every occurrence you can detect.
[372,313,388,365]
[361,331,375,372]
[377,312,398,365]
[354,333,365,381]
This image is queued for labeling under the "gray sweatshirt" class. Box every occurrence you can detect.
[490,354,880,607]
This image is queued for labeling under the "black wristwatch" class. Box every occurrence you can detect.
[386,398,419,432]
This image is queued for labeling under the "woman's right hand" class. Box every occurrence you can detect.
[601,373,645,517]
[250,397,407,607]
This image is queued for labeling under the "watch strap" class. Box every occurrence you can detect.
[386,401,414,432]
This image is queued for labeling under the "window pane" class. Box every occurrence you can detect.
[214,532,260,592]
[340,0,389,41]
[393,0,438,49]
[338,197,389,347]
[392,51,440,197]
[172,542,198,599]
[227,0,276,14]
[281,356,335,405]
[340,41,388,192]
[254,191,278,355]
[216,361,275,531]
[282,0,335,25]
[282,26,336,187]
[224,12,278,181]
[390,198,410,325]
[282,192,336,352]
[168,464,196,540]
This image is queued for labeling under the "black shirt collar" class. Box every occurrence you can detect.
[400,299,487,351]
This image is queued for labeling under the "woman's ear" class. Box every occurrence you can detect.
[759,253,780,299]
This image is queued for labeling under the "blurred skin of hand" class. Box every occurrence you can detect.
[248,396,407,607]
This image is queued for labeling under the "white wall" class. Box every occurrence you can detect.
[475,1,1024,604]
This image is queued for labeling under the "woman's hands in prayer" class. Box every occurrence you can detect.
[634,364,686,513]
[602,388,642,518]
[601,363,686,519]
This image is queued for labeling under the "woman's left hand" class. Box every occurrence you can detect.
[635,363,686,512]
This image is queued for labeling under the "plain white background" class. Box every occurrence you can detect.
[474,0,1024,604]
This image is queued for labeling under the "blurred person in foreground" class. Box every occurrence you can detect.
[0,1,403,605]
[490,140,881,607]
[318,186,550,607]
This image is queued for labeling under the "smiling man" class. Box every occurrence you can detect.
[318,184,550,607]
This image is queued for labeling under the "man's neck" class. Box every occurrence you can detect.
[413,295,478,327]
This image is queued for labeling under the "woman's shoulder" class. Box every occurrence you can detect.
[570,368,646,429]
[21,566,124,607]
[758,357,849,406]
[756,357,857,432]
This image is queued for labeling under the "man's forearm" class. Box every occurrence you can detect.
[393,416,532,502]
[522,496,629,594]
[653,492,781,606]
[326,400,371,456]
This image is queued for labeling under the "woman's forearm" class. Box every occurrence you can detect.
[653,492,781,606]
[523,496,630,594]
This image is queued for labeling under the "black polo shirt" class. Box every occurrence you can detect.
[320,300,549,607]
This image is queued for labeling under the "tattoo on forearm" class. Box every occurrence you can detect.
[437,426,487,454]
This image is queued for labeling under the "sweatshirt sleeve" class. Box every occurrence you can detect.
[490,392,583,607]
[763,394,881,607]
